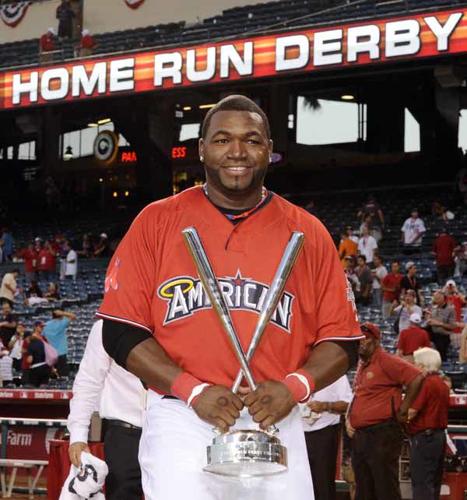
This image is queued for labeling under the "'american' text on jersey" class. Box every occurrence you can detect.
[157,272,294,332]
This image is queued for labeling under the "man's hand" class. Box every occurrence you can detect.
[68,442,90,467]
[396,408,409,424]
[191,385,243,433]
[307,400,328,413]
[244,380,295,430]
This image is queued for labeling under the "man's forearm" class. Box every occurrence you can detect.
[301,342,351,393]
[126,338,183,394]
[400,374,424,413]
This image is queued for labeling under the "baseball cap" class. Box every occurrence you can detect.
[361,322,380,341]
[405,261,415,271]
[409,313,422,324]
[100,233,108,239]
[445,279,456,287]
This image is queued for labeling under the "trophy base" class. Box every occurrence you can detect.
[204,429,288,478]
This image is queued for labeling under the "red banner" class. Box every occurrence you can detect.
[0,389,72,400]
[2,425,65,461]
[1,7,466,109]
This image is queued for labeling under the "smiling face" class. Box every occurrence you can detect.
[199,110,272,206]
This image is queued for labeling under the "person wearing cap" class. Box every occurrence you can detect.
[78,29,96,57]
[400,262,424,306]
[94,233,110,258]
[392,289,422,334]
[401,209,426,255]
[396,313,431,362]
[346,322,424,500]
[407,347,450,500]
[27,321,51,387]
[426,291,456,361]
[39,28,57,63]
[432,228,457,285]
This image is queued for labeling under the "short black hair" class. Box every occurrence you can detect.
[201,95,271,139]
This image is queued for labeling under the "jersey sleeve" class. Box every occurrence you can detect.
[310,219,363,345]
[97,207,157,333]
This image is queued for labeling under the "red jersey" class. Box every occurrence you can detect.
[20,248,38,273]
[433,234,457,266]
[397,326,431,355]
[382,273,403,302]
[407,374,449,434]
[349,348,421,429]
[98,187,362,390]
[40,33,55,52]
[80,34,95,49]
[38,249,56,272]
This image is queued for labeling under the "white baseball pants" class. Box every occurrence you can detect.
[139,391,314,500]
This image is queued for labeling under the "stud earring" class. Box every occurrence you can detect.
[200,156,204,162]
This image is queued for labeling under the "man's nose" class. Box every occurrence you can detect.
[227,139,247,159]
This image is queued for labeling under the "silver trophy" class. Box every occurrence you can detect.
[182,227,304,478]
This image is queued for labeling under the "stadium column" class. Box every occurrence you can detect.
[112,95,173,202]
[38,107,61,176]
[268,85,291,155]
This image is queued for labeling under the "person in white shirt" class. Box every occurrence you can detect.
[301,376,353,500]
[0,269,19,307]
[357,226,378,265]
[0,350,13,387]
[371,255,388,309]
[401,209,426,254]
[67,320,145,499]
[64,241,78,280]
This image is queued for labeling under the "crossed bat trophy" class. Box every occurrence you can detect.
[182,227,304,478]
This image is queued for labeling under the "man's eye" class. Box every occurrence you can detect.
[247,139,260,145]
[214,138,228,144]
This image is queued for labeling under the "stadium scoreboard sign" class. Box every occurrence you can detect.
[1,8,466,109]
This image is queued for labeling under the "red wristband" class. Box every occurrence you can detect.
[171,372,203,403]
[283,369,316,403]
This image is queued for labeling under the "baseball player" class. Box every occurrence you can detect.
[97,95,363,500]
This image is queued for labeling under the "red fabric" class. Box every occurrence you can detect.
[40,33,55,52]
[433,234,457,266]
[349,348,421,429]
[284,369,315,402]
[47,440,104,500]
[80,34,95,49]
[447,295,465,333]
[407,374,449,434]
[170,371,203,403]
[98,187,362,389]
[382,273,403,302]
[20,248,38,273]
[397,326,431,355]
[38,249,56,271]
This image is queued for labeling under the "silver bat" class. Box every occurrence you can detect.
[231,231,304,393]
[182,226,256,390]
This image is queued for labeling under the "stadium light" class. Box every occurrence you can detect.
[63,146,73,161]
[341,95,355,101]
[98,118,112,125]
[88,122,98,127]
[183,106,192,111]
[113,191,118,198]
[199,104,215,109]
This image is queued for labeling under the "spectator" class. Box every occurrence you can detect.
[302,376,352,500]
[0,227,14,262]
[27,321,50,388]
[381,261,403,319]
[407,348,449,500]
[358,195,384,231]
[338,231,358,263]
[19,243,39,282]
[460,324,467,364]
[392,290,423,334]
[443,280,466,336]
[64,241,78,280]
[77,233,93,259]
[371,255,387,309]
[432,228,457,284]
[345,226,359,244]
[38,240,57,281]
[355,255,372,306]
[357,226,378,265]
[453,241,467,278]
[94,233,110,258]
[432,201,455,222]
[401,209,426,254]
[344,256,360,297]
[426,291,457,361]
[8,322,26,372]
[56,0,75,39]
[26,280,42,299]
[43,309,76,376]
[0,269,19,307]
[78,29,95,57]
[39,28,57,63]
[0,349,13,387]
[0,302,17,348]
[44,282,60,301]
[396,313,431,362]
[346,323,423,500]
[401,262,423,306]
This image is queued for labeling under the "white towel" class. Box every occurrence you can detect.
[59,452,108,500]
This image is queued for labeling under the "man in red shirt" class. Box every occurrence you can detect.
[396,313,431,362]
[38,241,57,281]
[346,322,423,500]
[432,228,457,285]
[78,29,96,57]
[444,279,466,334]
[408,347,449,500]
[19,243,38,282]
[40,28,57,63]
[381,261,403,319]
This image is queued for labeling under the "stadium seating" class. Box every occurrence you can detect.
[0,0,461,69]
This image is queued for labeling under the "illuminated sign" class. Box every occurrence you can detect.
[120,150,138,163]
[171,146,187,159]
[1,8,465,109]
